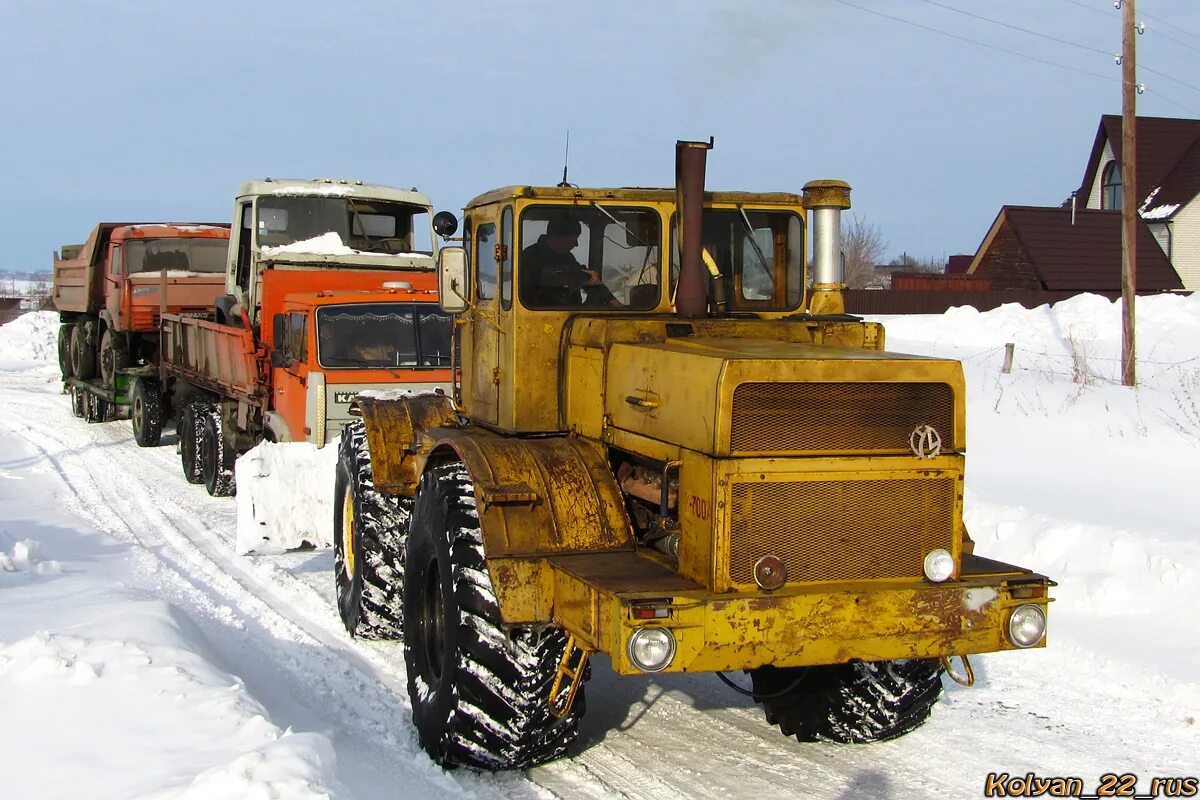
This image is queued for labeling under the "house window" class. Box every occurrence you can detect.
[1102,161,1122,211]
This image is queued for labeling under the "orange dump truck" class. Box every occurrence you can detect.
[138,179,455,496]
[52,222,230,421]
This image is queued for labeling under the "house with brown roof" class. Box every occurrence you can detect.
[967,205,1181,292]
[968,114,1195,292]
[1077,114,1200,288]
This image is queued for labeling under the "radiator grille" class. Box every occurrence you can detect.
[728,478,956,585]
[729,382,954,454]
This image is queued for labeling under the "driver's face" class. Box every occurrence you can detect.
[549,233,578,253]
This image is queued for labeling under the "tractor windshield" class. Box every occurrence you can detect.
[518,205,662,310]
[256,197,432,255]
[316,303,453,369]
[670,209,805,312]
[125,238,227,274]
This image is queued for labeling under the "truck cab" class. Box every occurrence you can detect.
[263,271,452,445]
[224,178,439,327]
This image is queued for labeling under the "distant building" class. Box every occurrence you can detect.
[968,205,1181,292]
[1077,114,1200,288]
[970,114,1198,290]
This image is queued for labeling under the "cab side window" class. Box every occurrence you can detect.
[476,222,497,301]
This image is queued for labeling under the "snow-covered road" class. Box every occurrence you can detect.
[2,297,1198,799]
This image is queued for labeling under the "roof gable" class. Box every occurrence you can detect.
[1076,115,1200,208]
[972,205,1182,292]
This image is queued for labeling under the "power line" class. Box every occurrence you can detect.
[829,0,1118,84]
[834,0,1200,114]
[1142,10,1200,43]
[915,0,1110,57]
[1058,0,1113,21]
[1144,23,1200,55]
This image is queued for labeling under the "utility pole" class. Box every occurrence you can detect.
[1121,0,1138,386]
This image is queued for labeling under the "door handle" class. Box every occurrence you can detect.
[625,395,659,410]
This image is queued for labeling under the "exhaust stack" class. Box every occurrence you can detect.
[675,138,713,319]
[803,179,852,316]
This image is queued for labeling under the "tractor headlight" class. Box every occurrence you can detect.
[923,548,955,582]
[627,627,676,673]
[1007,604,1047,648]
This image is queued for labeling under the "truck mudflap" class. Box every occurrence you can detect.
[538,550,1052,677]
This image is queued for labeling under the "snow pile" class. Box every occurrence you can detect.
[0,598,338,800]
[0,309,59,363]
[0,538,61,574]
[234,441,338,555]
[260,232,360,257]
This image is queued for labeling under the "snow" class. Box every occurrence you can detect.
[1141,203,1180,220]
[234,441,337,555]
[1,296,1199,799]
[258,232,422,259]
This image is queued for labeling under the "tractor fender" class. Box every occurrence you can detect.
[422,429,636,625]
[423,428,634,558]
[356,393,459,494]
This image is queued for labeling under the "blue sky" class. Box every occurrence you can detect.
[3,0,1199,271]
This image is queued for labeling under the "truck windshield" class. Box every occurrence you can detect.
[256,197,432,255]
[670,209,804,311]
[125,238,227,274]
[316,303,453,368]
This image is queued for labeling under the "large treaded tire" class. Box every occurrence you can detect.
[403,462,584,771]
[70,320,96,381]
[99,329,130,390]
[179,402,210,484]
[333,420,409,639]
[749,658,944,744]
[199,407,235,497]
[130,378,163,447]
[57,324,74,381]
[69,385,85,418]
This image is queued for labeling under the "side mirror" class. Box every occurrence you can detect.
[433,210,459,240]
[269,349,289,368]
[437,247,469,314]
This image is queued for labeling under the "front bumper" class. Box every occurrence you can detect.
[546,551,1051,676]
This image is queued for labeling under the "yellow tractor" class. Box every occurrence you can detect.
[334,140,1053,770]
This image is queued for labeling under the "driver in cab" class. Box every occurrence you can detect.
[521,216,617,307]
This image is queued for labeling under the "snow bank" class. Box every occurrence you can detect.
[0,429,340,800]
[234,441,338,555]
[0,310,59,362]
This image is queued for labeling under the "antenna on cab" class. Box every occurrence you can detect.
[558,130,572,188]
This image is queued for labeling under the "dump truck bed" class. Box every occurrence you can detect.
[159,314,266,404]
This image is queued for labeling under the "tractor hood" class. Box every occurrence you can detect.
[590,332,966,458]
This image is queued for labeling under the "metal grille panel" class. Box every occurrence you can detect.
[729,478,956,585]
[730,382,954,454]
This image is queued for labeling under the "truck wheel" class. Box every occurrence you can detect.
[199,408,235,497]
[99,330,130,389]
[749,658,944,744]
[58,325,75,381]
[69,386,85,418]
[333,420,409,639]
[179,402,209,484]
[70,320,96,380]
[130,378,163,447]
[403,462,584,770]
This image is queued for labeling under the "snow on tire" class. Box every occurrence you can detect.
[404,462,584,771]
[179,402,210,484]
[199,407,235,497]
[749,658,944,744]
[333,420,408,639]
